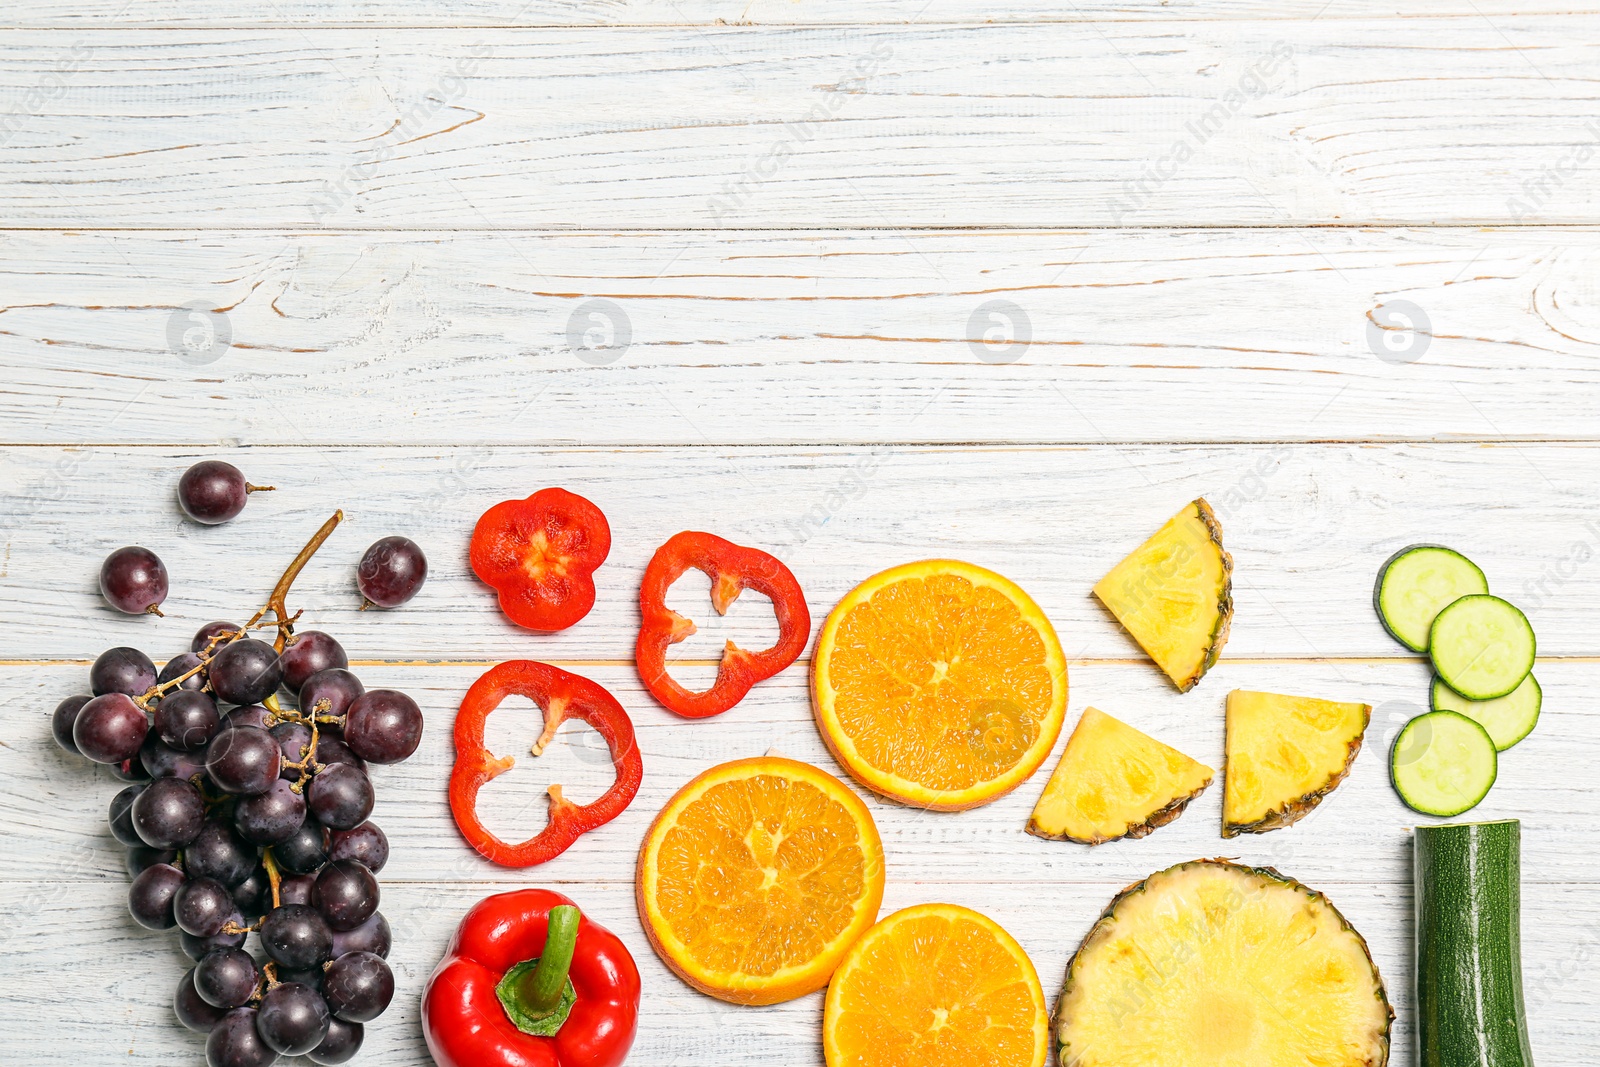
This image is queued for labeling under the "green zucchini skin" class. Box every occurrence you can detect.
[1415,820,1534,1067]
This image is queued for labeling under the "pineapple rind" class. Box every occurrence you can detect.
[1222,692,1372,838]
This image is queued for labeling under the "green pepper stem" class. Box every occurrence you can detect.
[516,905,581,1017]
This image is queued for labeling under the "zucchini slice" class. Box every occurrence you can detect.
[1373,544,1488,652]
[1391,710,1497,817]
[1415,820,1533,1067]
[1431,673,1541,751]
[1429,594,1536,700]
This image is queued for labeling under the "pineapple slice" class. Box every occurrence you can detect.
[1093,499,1232,692]
[1224,690,1370,838]
[1057,860,1393,1067]
[1027,708,1213,844]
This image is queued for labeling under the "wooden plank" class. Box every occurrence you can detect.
[3,22,1600,227]
[5,228,1600,445]
[4,443,1599,660]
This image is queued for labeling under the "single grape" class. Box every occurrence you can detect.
[194,947,260,1009]
[109,755,151,782]
[311,734,365,774]
[140,732,209,780]
[322,951,393,1022]
[307,1018,363,1065]
[181,918,246,961]
[298,668,363,718]
[109,784,146,846]
[176,877,237,937]
[176,967,228,1033]
[192,620,241,654]
[73,693,149,764]
[51,694,92,755]
[279,632,347,694]
[356,535,427,608]
[260,903,333,970]
[157,651,209,692]
[278,874,317,907]
[210,639,284,706]
[90,646,157,698]
[256,981,330,1056]
[205,1007,277,1067]
[307,764,373,831]
[221,704,271,731]
[155,689,219,750]
[185,819,258,887]
[328,822,388,874]
[99,546,169,615]
[125,845,177,879]
[330,912,391,960]
[273,820,330,875]
[312,860,379,932]
[131,775,205,848]
[233,868,271,917]
[128,862,186,929]
[206,724,282,795]
[179,460,269,525]
[343,689,423,764]
[234,778,306,845]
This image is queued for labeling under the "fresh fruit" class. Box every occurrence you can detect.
[357,535,428,608]
[1223,689,1370,837]
[279,631,348,692]
[1415,820,1533,1067]
[205,725,283,795]
[1391,710,1498,817]
[637,756,884,1005]
[256,981,331,1056]
[194,947,260,1009]
[1429,594,1536,701]
[812,559,1068,810]
[823,903,1048,1067]
[470,487,609,630]
[154,689,219,750]
[1027,707,1213,844]
[1373,544,1488,652]
[209,638,284,705]
[1431,672,1541,750]
[322,951,394,1022]
[343,689,424,764]
[1093,499,1231,692]
[1056,859,1393,1066]
[99,545,169,615]
[178,460,273,525]
[91,646,158,698]
[51,693,91,754]
[74,693,149,764]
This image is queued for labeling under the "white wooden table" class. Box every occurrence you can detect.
[3,2,1598,1063]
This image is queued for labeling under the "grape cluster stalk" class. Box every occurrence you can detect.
[55,512,424,1067]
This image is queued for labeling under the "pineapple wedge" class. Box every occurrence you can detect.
[1093,499,1232,692]
[1057,860,1393,1067]
[1223,690,1371,837]
[1027,708,1213,844]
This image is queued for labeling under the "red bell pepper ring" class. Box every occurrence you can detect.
[423,889,640,1067]
[470,488,611,632]
[450,660,642,867]
[635,530,810,718]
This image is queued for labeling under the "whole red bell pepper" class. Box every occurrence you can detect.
[635,530,810,718]
[470,487,611,631]
[423,889,640,1067]
[450,660,642,867]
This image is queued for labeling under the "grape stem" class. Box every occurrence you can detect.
[263,847,284,911]
[221,918,264,935]
[245,483,276,494]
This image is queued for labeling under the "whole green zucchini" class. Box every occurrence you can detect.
[1415,819,1534,1066]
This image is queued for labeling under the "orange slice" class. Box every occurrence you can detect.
[824,903,1049,1067]
[636,756,885,1005]
[812,560,1068,810]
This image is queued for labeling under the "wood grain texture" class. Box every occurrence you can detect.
[3,21,1600,227]
[5,228,1600,445]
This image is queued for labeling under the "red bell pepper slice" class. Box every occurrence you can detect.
[422,889,640,1067]
[450,660,642,867]
[470,488,610,632]
[635,530,810,718]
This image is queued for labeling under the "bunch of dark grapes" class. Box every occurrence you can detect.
[55,514,424,1067]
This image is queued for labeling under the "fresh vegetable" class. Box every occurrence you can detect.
[637,756,884,1005]
[635,530,809,718]
[471,487,610,631]
[100,545,169,615]
[1415,820,1533,1067]
[1056,859,1393,1066]
[1027,707,1212,844]
[450,660,642,867]
[1391,710,1498,817]
[1223,690,1370,837]
[1431,672,1541,750]
[423,890,641,1067]
[356,535,428,609]
[824,903,1048,1067]
[812,559,1067,810]
[1373,544,1488,652]
[1429,594,1536,700]
[1092,498,1232,692]
[177,460,273,525]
